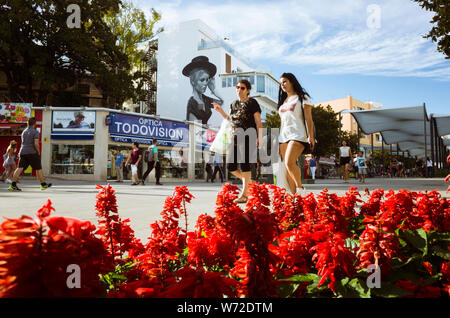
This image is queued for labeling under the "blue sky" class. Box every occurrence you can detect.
[135,0,450,116]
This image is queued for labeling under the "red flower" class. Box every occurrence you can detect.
[160,266,237,298]
[0,200,108,297]
[310,232,356,293]
[395,279,442,298]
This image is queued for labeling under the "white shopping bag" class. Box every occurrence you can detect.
[273,159,289,190]
[210,118,233,154]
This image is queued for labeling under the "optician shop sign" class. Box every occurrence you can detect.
[107,112,189,147]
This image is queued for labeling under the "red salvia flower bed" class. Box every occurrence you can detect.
[1,183,449,298]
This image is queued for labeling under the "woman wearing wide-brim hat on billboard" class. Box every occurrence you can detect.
[182,56,224,125]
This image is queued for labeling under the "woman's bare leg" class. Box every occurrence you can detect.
[279,142,296,193]
[284,141,305,193]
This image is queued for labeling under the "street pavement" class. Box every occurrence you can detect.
[1,177,448,241]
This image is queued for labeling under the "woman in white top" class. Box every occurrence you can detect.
[339,140,352,183]
[278,73,315,194]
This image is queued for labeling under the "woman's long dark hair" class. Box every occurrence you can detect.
[278,73,310,108]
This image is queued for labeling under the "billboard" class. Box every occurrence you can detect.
[52,111,96,132]
[182,55,224,127]
[0,103,33,123]
[108,112,189,148]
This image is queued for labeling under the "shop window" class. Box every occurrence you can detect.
[51,144,94,174]
[159,149,188,179]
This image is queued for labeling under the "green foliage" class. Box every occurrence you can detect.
[264,111,281,129]
[311,105,340,157]
[0,0,162,108]
[414,0,450,59]
[99,261,137,292]
[104,1,162,104]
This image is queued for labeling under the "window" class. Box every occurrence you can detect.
[249,75,255,85]
[227,77,232,87]
[159,149,188,179]
[222,77,226,88]
[232,76,237,86]
[257,75,265,93]
[51,144,94,174]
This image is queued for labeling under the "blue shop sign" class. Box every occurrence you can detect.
[108,112,189,147]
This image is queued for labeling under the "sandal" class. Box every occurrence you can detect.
[235,195,248,204]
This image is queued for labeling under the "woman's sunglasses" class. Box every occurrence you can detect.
[236,85,247,91]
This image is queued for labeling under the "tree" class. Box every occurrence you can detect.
[104,1,163,104]
[0,0,160,108]
[311,105,340,157]
[414,0,450,59]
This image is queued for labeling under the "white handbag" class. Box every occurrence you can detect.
[273,159,289,190]
[210,118,233,155]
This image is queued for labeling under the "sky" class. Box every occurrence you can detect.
[134,0,450,116]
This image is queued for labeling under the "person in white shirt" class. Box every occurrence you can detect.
[339,140,352,183]
[277,72,315,195]
[426,157,433,178]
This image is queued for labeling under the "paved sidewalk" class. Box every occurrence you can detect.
[1,177,448,241]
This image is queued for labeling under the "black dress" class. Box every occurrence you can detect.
[186,94,217,125]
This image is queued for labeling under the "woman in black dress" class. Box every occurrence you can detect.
[213,79,263,203]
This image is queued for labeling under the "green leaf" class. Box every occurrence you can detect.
[345,238,359,250]
[371,282,413,298]
[277,282,300,298]
[400,229,428,256]
[432,245,450,260]
[279,273,319,283]
[347,278,371,298]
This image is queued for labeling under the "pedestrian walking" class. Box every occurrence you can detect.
[212,152,224,183]
[353,154,359,181]
[126,142,142,185]
[8,117,52,191]
[426,157,433,178]
[213,79,263,203]
[1,140,17,183]
[205,153,214,182]
[276,72,315,195]
[390,158,398,178]
[357,151,368,183]
[309,155,317,180]
[115,149,124,182]
[339,140,352,183]
[141,139,162,185]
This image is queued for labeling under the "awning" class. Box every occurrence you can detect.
[346,105,443,159]
[434,115,450,137]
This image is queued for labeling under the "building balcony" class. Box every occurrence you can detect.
[198,40,270,73]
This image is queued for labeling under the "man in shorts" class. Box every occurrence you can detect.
[126,142,142,185]
[9,117,52,191]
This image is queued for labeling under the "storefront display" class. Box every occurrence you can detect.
[51,145,94,175]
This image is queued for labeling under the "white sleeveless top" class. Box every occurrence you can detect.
[278,95,311,144]
[340,146,350,157]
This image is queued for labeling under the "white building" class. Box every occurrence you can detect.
[156,19,279,129]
